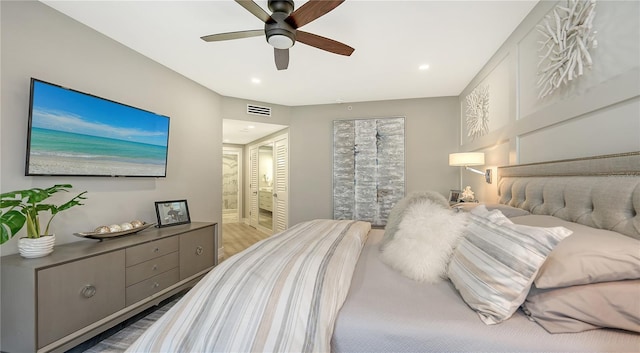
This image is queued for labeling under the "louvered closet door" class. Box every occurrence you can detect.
[249,146,259,228]
[273,135,289,233]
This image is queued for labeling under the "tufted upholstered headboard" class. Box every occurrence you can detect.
[497,152,640,239]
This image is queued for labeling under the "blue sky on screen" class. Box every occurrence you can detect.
[30,80,169,147]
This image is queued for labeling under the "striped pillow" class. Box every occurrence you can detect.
[448,211,572,324]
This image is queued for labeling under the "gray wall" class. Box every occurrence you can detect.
[222,96,460,228]
[288,98,460,225]
[1,1,222,255]
[456,0,640,203]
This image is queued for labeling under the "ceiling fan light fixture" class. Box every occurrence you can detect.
[201,0,353,70]
[268,34,294,49]
[268,0,294,14]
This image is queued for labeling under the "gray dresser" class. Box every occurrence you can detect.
[0,222,217,353]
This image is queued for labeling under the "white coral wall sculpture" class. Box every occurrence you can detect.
[465,84,490,139]
[536,0,598,99]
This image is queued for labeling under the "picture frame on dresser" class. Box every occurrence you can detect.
[155,199,191,227]
[448,189,462,205]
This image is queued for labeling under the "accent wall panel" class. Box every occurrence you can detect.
[333,117,405,226]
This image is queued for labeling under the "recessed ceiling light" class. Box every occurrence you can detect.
[248,125,255,129]
[419,64,430,71]
[251,77,261,84]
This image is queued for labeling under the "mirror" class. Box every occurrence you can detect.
[258,144,273,230]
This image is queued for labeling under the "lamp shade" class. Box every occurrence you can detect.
[449,152,485,166]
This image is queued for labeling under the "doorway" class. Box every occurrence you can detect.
[221,120,288,262]
[249,132,288,234]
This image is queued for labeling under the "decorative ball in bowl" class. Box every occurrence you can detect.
[76,220,155,240]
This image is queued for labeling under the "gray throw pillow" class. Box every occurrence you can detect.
[524,280,640,333]
[511,215,640,288]
[448,207,572,325]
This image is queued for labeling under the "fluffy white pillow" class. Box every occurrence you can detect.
[380,191,450,251]
[380,199,468,283]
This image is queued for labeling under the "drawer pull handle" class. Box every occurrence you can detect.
[196,246,204,256]
[81,285,97,298]
[152,265,158,271]
[153,282,160,288]
[153,247,160,253]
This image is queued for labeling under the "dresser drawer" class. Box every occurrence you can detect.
[126,236,179,266]
[37,250,125,348]
[126,268,179,306]
[126,251,179,286]
[180,227,215,279]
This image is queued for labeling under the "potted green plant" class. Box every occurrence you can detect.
[1,184,87,258]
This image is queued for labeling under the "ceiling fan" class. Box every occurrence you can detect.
[201,0,355,70]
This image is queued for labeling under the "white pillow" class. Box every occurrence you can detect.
[380,198,468,283]
[380,191,450,251]
[454,203,531,218]
[469,204,514,224]
[448,211,572,324]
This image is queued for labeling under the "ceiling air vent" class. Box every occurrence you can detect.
[247,104,271,117]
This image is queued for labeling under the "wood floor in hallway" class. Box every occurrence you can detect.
[221,222,271,260]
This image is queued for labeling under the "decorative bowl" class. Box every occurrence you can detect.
[74,222,155,240]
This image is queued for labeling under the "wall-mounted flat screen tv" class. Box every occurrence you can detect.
[26,78,170,177]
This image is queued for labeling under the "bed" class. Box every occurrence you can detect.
[127,152,640,353]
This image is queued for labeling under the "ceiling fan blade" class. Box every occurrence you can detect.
[274,48,289,70]
[286,0,345,28]
[201,29,264,42]
[296,30,354,56]
[235,0,272,23]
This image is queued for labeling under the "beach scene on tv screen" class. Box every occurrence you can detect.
[27,80,169,177]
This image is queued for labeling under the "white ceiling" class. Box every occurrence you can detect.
[41,0,538,108]
[41,0,537,144]
[223,119,288,144]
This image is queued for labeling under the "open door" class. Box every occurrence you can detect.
[249,146,259,228]
[273,135,288,233]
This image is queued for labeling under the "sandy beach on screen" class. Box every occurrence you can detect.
[28,155,166,176]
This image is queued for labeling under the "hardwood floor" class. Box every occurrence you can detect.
[222,222,271,260]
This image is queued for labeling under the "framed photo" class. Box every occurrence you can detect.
[155,200,191,227]
[448,190,462,204]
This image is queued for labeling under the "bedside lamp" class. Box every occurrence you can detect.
[449,152,492,184]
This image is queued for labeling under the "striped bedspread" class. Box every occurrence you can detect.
[126,219,371,353]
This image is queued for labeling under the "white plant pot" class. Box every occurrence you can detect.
[18,234,55,259]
